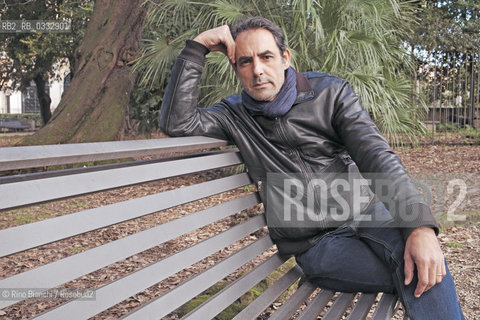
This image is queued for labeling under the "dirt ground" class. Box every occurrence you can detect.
[394,143,480,319]
[0,134,479,319]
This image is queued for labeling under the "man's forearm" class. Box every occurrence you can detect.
[331,82,438,238]
[158,40,207,136]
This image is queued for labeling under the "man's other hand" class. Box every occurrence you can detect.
[404,226,446,298]
[194,25,236,65]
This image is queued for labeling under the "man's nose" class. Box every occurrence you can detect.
[252,59,264,76]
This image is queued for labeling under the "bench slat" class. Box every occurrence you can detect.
[0,149,236,185]
[122,236,275,320]
[33,215,267,320]
[183,253,286,320]
[323,292,355,320]
[0,136,228,171]
[269,281,317,320]
[372,293,398,320]
[0,152,242,210]
[0,194,260,309]
[297,289,335,320]
[232,265,303,320]
[0,173,252,257]
[348,293,377,319]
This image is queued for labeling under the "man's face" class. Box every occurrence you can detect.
[234,28,291,102]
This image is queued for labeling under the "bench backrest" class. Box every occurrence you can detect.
[1,137,292,319]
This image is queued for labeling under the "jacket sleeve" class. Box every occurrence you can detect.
[332,81,438,240]
[158,40,230,140]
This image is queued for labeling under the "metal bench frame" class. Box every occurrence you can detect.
[0,136,399,319]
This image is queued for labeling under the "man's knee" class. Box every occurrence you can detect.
[296,233,363,277]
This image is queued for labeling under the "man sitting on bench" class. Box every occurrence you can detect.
[159,16,464,319]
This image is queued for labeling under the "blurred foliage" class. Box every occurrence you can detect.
[408,0,479,53]
[0,0,93,90]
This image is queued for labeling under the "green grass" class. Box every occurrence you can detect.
[14,213,41,225]
[71,247,85,254]
[11,208,57,227]
[243,185,255,192]
[446,241,464,248]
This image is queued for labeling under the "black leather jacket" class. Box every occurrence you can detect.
[159,40,438,255]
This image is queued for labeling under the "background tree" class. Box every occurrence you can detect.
[133,0,426,144]
[20,0,147,145]
[407,0,479,129]
[0,0,93,125]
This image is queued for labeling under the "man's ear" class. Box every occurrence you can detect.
[282,48,291,69]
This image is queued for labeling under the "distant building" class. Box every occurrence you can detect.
[0,60,70,115]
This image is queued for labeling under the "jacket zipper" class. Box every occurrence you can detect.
[274,117,327,229]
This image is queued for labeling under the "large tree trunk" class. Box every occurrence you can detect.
[34,73,52,125]
[21,0,146,145]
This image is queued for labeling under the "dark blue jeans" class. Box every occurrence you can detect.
[295,203,464,319]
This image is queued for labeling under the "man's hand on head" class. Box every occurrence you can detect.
[404,226,446,298]
[194,25,236,65]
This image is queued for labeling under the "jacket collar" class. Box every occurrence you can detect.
[294,70,315,104]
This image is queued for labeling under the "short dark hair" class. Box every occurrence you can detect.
[230,16,287,54]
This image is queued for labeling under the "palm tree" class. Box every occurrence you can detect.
[134,0,426,144]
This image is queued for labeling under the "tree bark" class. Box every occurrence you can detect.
[33,73,52,125]
[21,0,146,145]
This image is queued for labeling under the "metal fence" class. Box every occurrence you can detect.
[416,51,479,143]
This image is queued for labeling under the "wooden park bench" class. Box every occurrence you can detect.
[0,137,399,319]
